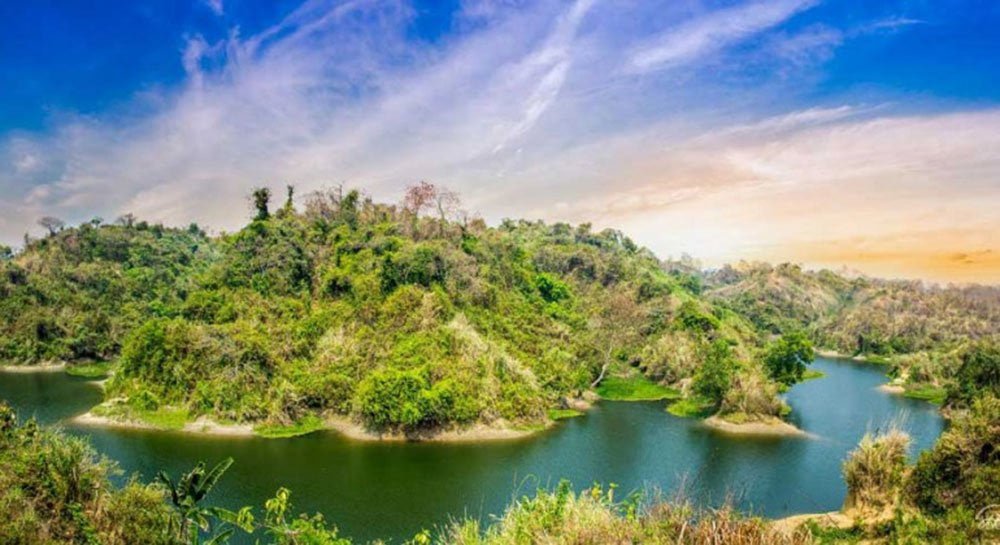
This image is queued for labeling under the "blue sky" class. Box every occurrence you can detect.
[2,0,998,281]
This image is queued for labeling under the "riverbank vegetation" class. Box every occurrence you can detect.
[3,397,996,544]
[706,262,999,400]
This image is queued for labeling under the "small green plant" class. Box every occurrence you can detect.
[667,396,716,418]
[157,458,251,544]
[255,415,326,438]
[65,361,113,379]
[547,408,584,420]
[596,376,681,401]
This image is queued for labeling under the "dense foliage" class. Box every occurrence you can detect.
[0,186,788,433]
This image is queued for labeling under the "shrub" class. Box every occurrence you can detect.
[354,368,478,432]
[692,340,737,406]
[909,395,1000,513]
[676,300,719,333]
[535,273,570,303]
[842,427,910,514]
[763,330,814,386]
[948,341,1000,407]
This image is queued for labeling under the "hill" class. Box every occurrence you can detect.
[1,185,996,434]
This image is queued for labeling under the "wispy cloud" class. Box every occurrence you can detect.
[627,0,818,73]
[202,0,224,17]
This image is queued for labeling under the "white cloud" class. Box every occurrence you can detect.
[627,0,817,73]
[202,0,224,17]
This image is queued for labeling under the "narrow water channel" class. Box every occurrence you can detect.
[0,357,944,543]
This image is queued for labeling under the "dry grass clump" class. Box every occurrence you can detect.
[720,365,785,419]
[440,482,813,545]
[841,427,911,515]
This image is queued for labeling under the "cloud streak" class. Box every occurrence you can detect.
[627,0,817,72]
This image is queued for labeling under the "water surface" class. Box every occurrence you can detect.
[0,357,944,543]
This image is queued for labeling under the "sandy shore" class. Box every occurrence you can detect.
[71,410,543,442]
[815,349,869,362]
[323,415,541,442]
[73,411,157,430]
[183,416,255,436]
[878,383,906,395]
[703,415,809,438]
[73,412,256,437]
[0,362,66,373]
[772,511,853,535]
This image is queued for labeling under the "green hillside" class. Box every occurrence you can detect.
[0,186,790,434]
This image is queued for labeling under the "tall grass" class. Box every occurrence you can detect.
[841,425,911,514]
[440,482,813,545]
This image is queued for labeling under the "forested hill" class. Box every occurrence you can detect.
[1,185,996,433]
[705,262,999,403]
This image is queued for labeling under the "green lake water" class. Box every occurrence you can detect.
[0,357,944,543]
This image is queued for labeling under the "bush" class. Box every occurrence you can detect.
[909,395,1000,513]
[354,368,478,432]
[842,428,910,514]
[676,300,719,333]
[692,340,737,405]
[949,341,1000,407]
[763,330,814,386]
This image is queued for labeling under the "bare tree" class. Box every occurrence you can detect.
[37,216,64,236]
[116,213,137,228]
[402,181,464,236]
[403,180,436,216]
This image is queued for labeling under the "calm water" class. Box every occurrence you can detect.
[0,357,944,543]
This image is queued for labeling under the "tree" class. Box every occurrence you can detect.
[117,213,137,228]
[0,245,11,260]
[402,181,463,235]
[693,339,737,406]
[251,187,272,221]
[403,181,436,216]
[37,216,64,236]
[764,330,814,386]
[949,341,1000,406]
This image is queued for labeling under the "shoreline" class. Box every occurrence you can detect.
[772,511,853,535]
[703,415,809,438]
[878,383,906,395]
[73,411,257,436]
[71,410,546,442]
[324,416,541,442]
[815,349,868,362]
[0,362,67,373]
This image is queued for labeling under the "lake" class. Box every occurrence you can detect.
[0,356,944,543]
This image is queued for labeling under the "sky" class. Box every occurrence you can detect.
[1,0,998,284]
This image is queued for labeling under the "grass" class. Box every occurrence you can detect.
[842,428,910,512]
[65,361,112,379]
[903,385,948,405]
[547,408,584,421]
[91,403,189,430]
[254,415,326,438]
[801,368,825,381]
[667,396,716,418]
[136,407,190,430]
[596,375,681,401]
